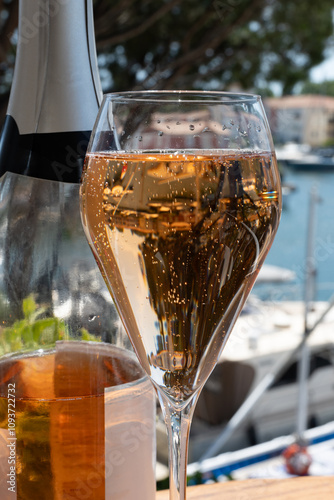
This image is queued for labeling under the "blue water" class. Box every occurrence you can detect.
[256,166,334,302]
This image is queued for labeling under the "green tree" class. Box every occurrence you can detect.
[0,0,333,120]
[300,80,334,97]
[92,0,333,94]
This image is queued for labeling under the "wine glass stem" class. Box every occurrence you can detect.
[158,392,198,500]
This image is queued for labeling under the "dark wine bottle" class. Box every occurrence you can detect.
[0,0,102,182]
[0,6,157,498]
[0,0,124,337]
[0,4,155,498]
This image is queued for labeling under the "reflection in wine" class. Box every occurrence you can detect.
[81,152,280,405]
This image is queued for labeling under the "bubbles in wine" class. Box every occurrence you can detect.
[81,152,280,403]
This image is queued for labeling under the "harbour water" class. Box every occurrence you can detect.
[255,165,334,302]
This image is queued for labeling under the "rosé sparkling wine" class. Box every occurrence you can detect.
[81,151,280,401]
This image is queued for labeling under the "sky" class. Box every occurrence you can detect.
[310,46,334,83]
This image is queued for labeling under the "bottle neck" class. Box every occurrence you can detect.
[8,0,102,135]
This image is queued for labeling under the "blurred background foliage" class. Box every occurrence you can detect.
[0,0,333,122]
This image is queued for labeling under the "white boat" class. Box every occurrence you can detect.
[275,143,334,171]
[156,297,334,465]
[256,264,296,284]
[192,299,334,460]
[287,155,334,171]
[187,420,334,482]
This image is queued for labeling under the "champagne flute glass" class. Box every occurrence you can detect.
[80,91,281,499]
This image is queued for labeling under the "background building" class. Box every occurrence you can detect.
[264,95,334,146]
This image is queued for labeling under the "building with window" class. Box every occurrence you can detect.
[264,95,334,147]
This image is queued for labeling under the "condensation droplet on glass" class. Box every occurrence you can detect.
[222,124,227,131]
[189,124,195,131]
[176,121,181,125]
[88,315,96,322]
[138,136,143,142]
[158,131,163,136]
[256,126,261,132]
[202,126,209,133]
[157,119,161,124]
[230,119,234,126]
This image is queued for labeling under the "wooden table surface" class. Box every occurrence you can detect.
[156,476,334,499]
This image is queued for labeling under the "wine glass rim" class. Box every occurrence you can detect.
[103,90,261,104]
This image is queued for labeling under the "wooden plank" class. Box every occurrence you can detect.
[156,477,334,499]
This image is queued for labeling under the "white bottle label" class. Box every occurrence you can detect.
[7,0,102,135]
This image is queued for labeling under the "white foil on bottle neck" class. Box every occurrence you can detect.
[7,0,102,135]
